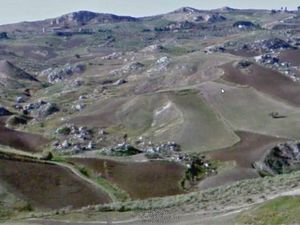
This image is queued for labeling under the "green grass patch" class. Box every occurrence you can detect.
[238,196,300,225]
[96,177,130,202]
[71,164,130,202]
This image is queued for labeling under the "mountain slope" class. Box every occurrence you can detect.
[0,60,40,88]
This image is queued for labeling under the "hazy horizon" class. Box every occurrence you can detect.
[0,0,299,25]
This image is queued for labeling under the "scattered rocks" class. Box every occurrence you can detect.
[261,38,292,50]
[227,38,293,56]
[77,126,92,140]
[110,62,145,75]
[101,52,123,60]
[237,60,253,69]
[100,143,142,156]
[61,140,70,149]
[113,79,127,86]
[87,141,95,150]
[166,21,196,31]
[255,54,279,65]
[54,124,96,153]
[24,100,47,111]
[155,56,171,71]
[72,79,85,87]
[36,103,59,118]
[41,63,86,84]
[99,129,108,135]
[142,142,181,155]
[204,46,225,54]
[73,103,85,112]
[123,62,145,73]
[142,44,165,53]
[204,14,226,23]
[78,95,87,100]
[254,53,299,81]
[146,56,172,74]
[16,95,28,103]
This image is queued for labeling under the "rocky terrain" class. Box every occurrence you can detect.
[0,6,300,225]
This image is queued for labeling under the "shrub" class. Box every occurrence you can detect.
[56,126,71,135]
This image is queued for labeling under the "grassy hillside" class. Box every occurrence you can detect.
[238,196,300,225]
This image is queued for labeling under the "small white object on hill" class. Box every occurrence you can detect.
[221,89,225,94]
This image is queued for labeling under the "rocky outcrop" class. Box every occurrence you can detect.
[204,14,226,23]
[110,62,145,76]
[36,103,59,118]
[0,32,8,39]
[53,124,96,153]
[40,63,86,84]
[50,11,138,26]
[157,21,196,32]
[261,38,293,50]
[255,142,300,175]
[171,7,202,14]
[100,143,142,157]
[53,11,99,25]
[0,106,12,116]
[236,60,253,69]
[142,44,165,53]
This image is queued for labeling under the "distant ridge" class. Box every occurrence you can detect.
[171,7,202,14]
[218,6,237,12]
[48,10,139,26]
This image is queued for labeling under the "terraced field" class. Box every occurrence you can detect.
[69,158,186,199]
[0,158,111,209]
[0,126,48,153]
[222,62,300,106]
[200,81,300,139]
[0,117,48,153]
[196,131,285,189]
[209,131,286,168]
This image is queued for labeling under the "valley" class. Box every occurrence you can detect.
[0,5,300,225]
